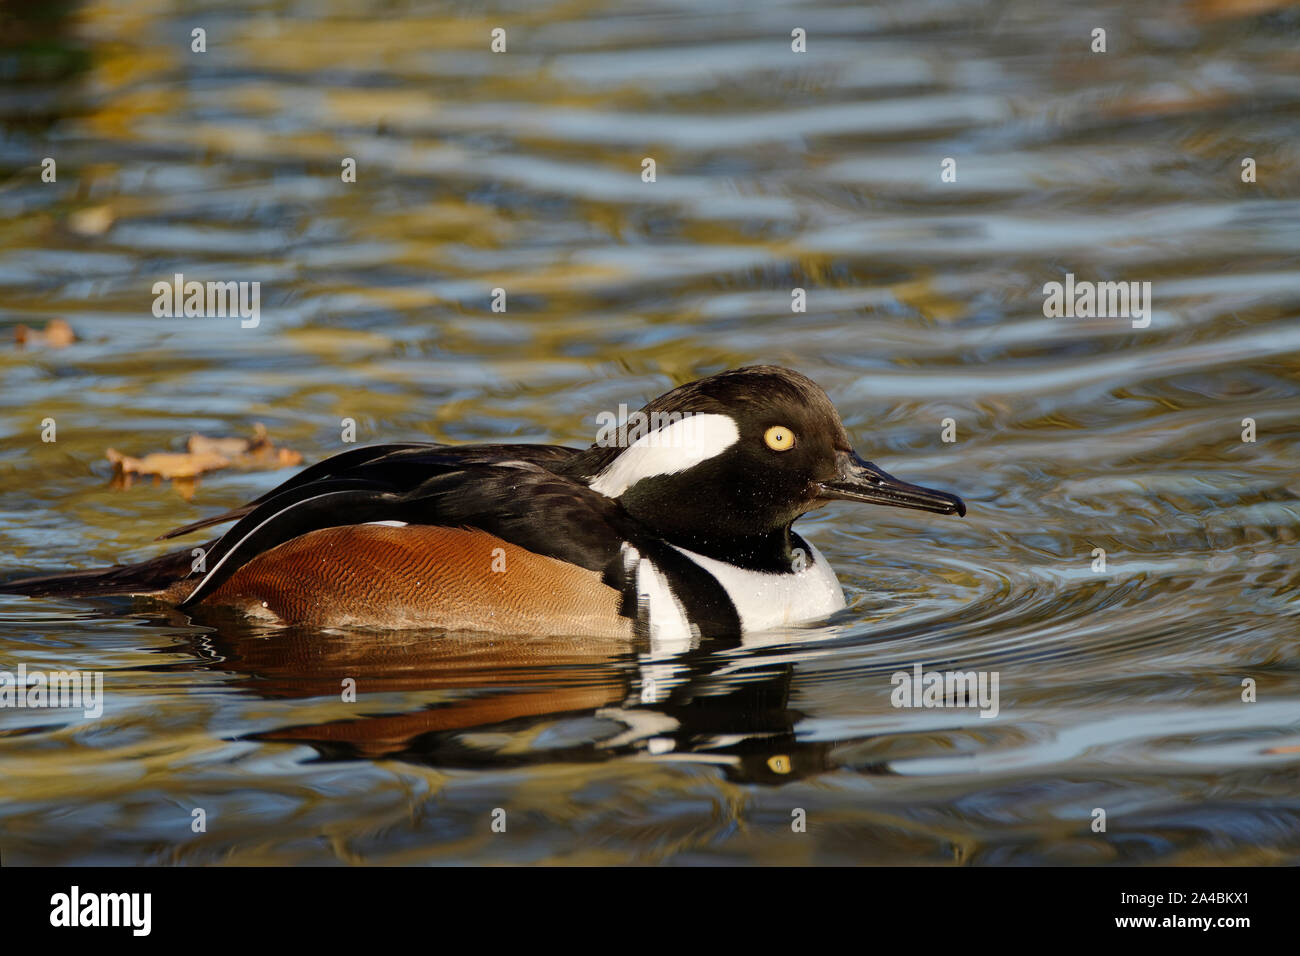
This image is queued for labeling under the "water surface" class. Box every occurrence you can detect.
[1,0,1298,865]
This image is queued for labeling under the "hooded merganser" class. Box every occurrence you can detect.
[2,366,965,639]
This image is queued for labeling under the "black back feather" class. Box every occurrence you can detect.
[171,440,743,635]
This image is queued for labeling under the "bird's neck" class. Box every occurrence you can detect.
[654,525,802,573]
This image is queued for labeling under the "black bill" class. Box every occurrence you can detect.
[817,451,966,517]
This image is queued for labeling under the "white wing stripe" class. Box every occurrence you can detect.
[589,413,739,497]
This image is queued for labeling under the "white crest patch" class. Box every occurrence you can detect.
[590,413,739,498]
[669,540,845,633]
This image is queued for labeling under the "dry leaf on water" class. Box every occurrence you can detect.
[14,319,76,349]
[107,424,303,496]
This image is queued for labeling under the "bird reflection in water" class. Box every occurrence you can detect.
[174,614,840,786]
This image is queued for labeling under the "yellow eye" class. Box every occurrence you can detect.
[767,754,792,774]
[764,425,796,451]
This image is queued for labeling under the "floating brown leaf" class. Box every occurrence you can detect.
[107,424,303,495]
[14,319,76,349]
[107,448,231,480]
[68,205,115,236]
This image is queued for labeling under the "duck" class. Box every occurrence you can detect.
[1,366,965,639]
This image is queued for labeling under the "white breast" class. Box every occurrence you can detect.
[621,542,695,653]
[669,540,846,634]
